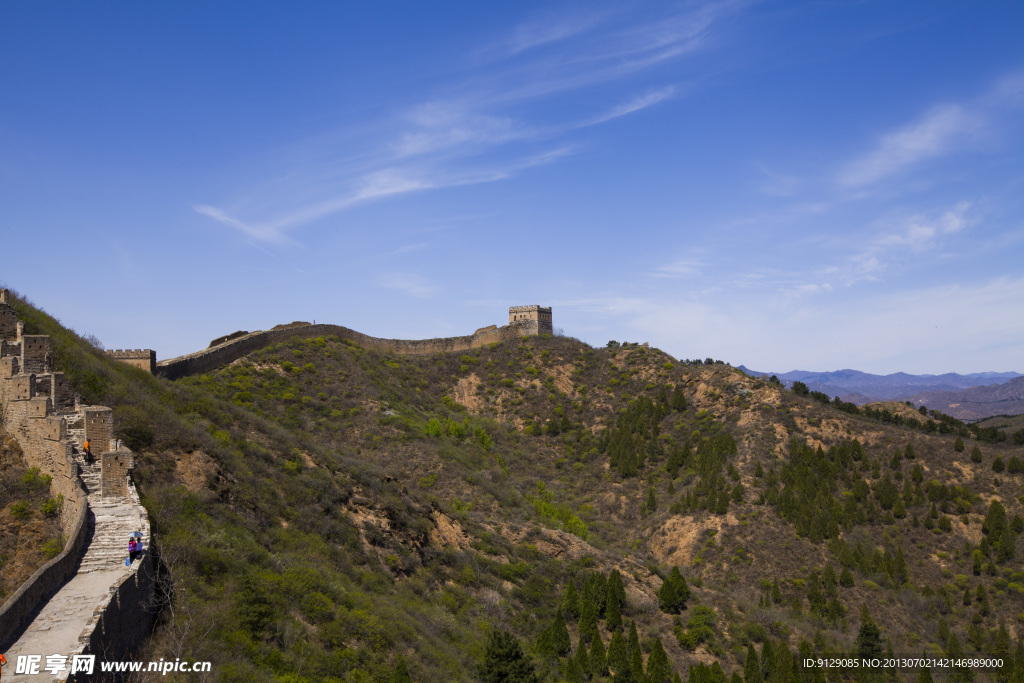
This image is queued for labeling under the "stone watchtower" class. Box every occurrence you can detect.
[509,305,553,336]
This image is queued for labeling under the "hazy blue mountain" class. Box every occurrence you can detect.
[736,366,1023,405]
[904,375,1024,421]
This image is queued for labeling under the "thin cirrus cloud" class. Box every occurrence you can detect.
[194,5,735,246]
[583,86,678,126]
[648,257,707,279]
[836,70,1024,189]
[836,104,979,188]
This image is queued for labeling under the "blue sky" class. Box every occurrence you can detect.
[2,1,1022,374]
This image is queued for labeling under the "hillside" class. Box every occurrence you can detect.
[5,292,1024,682]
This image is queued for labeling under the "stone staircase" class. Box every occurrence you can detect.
[2,406,146,681]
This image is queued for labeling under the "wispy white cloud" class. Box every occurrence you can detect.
[649,257,706,278]
[393,103,531,157]
[381,243,428,257]
[195,3,742,245]
[501,9,610,56]
[876,201,974,252]
[837,104,979,188]
[378,273,439,299]
[837,71,1024,189]
[584,86,678,126]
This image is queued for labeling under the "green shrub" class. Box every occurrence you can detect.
[9,501,31,520]
[41,538,64,559]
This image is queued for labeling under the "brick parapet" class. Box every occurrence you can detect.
[105,349,156,373]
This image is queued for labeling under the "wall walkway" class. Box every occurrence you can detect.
[0,291,154,681]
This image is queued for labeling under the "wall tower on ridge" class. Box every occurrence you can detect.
[509,305,553,336]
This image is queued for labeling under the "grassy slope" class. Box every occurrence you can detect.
[7,290,1024,682]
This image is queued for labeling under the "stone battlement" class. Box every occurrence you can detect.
[105,348,157,373]
[157,305,555,380]
[508,304,553,336]
[0,289,154,657]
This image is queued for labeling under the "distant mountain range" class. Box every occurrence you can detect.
[737,367,1024,420]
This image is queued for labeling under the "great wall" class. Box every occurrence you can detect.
[153,304,554,380]
[0,290,153,682]
[0,296,552,678]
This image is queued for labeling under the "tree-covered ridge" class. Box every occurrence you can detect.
[6,288,1024,682]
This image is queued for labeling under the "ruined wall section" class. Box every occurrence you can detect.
[157,321,532,380]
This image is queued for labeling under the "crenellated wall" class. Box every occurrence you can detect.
[157,319,540,380]
[105,349,156,373]
[0,289,155,661]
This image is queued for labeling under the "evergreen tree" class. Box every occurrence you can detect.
[905,443,916,460]
[856,606,884,660]
[574,635,589,677]
[954,436,965,452]
[984,500,1008,544]
[608,631,629,680]
[565,657,585,683]
[608,570,626,609]
[839,567,854,588]
[606,590,623,632]
[761,641,775,682]
[551,611,572,657]
[994,456,1006,473]
[629,647,644,683]
[893,547,909,585]
[579,591,599,642]
[627,622,641,662]
[590,635,608,679]
[918,663,934,683]
[645,487,657,515]
[671,386,687,411]
[731,673,744,683]
[771,579,783,604]
[658,566,690,613]
[770,643,795,683]
[480,630,539,683]
[647,638,672,683]
[744,643,763,683]
[391,656,412,683]
[562,581,581,619]
[971,445,983,464]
